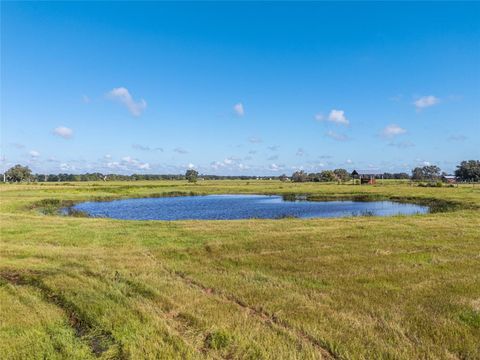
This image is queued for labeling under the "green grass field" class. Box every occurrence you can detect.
[1,180,479,359]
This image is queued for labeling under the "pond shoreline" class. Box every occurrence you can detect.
[53,194,434,221]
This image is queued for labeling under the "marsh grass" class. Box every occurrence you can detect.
[1,180,479,359]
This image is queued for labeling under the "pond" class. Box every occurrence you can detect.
[69,194,429,220]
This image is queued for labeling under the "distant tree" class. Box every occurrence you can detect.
[455,160,480,182]
[334,168,350,182]
[411,167,424,180]
[185,169,199,183]
[4,164,32,182]
[307,172,320,182]
[395,172,410,180]
[423,165,441,180]
[291,170,308,182]
[319,170,337,182]
[279,174,289,182]
[412,165,441,181]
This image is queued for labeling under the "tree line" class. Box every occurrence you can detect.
[3,160,480,183]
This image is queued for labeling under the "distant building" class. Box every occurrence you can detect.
[442,175,457,184]
[351,170,384,185]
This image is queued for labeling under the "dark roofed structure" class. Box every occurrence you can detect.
[352,170,383,185]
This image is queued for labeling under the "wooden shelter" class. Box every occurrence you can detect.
[352,170,383,185]
[442,175,457,184]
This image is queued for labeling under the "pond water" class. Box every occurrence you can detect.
[70,194,429,220]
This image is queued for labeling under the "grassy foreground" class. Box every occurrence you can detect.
[1,180,479,359]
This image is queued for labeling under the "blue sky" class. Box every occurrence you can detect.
[1,2,479,175]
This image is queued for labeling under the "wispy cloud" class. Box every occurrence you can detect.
[267,145,279,151]
[233,103,245,117]
[210,158,249,171]
[268,163,282,172]
[132,144,150,151]
[173,147,189,154]
[267,155,279,161]
[29,150,40,158]
[110,156,150,170]
[296,148,305,156]
[447,134,467,142]
[132,144,163,152]
[326,130,349,141]
[60,163,75,171]
[107,87,147,117]
[248,136,262,144]
[9,143,25,149]
[389,94,403,102]
[53,126,74,139]
[381,124,407,138]
[388,140,415,148]
[414,95,439,110]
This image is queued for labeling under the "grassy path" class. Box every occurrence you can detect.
[1,181,479,359]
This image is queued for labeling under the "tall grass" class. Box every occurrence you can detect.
[1,180,479,359]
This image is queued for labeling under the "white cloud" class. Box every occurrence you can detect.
[187,163,195,169]
[314,113,324,121]
[267,145,279,151]
[267,155,279,161]
[296,148,305,156]
[53,126,74,139]
[29,150,40,157]
[210,161,224,170]
[60,163,75,171]
[106,161,122,169]
[381,124,407,138]
[346,159,353,164]
[118,156,150,170]
[233,103,245,117]
[328,109,349,125]
[137,162,150,170]
[104,154,112,159]
[210,158,249,172]
[107,87,147,117]
[414,95,439,110]
[268,163,281,172]
[326,130,349,141]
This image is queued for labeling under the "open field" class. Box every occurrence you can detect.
[1,180,479,359]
